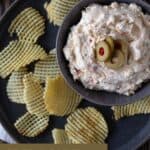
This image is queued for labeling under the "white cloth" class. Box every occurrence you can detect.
[0,123,16,143]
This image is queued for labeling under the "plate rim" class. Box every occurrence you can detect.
[0,0,19,143]
[112,118,150,150]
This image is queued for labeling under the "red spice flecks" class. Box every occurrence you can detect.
[75,68,81,75]
[99,47,104,56]
[89,39,92,42]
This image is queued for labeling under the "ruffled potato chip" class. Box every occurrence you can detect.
[23,73,48,116]
[8,7,45,43]
[7,67,28,104]
[112,96,150,120]
[44,75,81,116]
[34,49,60,83]
[52,128,72,144]
[14,112,49,137]
[65,107,108,144]
[0,40,47,78]
[44,0,80,26]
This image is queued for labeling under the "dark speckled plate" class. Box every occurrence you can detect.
[0,0,149,150]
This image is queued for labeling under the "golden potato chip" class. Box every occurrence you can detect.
[52,128,72,144]
[8,7,45,43]
[112,96,150,120]
[65,107,108,144]
[34,49,60,83]
[44,0,80,26]
[0,40,47,78]
[7,67,28,104]
[44,75,81,116]
[14,112,49,137]
[23,73,49,116]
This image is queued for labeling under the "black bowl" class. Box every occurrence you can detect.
[56,0,150,106]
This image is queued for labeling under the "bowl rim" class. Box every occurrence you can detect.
[56,0,150,106]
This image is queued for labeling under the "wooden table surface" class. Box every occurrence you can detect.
[0,0,149,149]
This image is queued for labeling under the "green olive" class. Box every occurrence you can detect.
[115,39,128,64]
[105,50,125,69]
[105,36,115,53]
[96,41,112,62]
[120,40,128,64]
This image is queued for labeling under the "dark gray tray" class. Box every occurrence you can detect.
[0,0,149,150]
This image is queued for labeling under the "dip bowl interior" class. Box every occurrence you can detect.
[56,0,150,106]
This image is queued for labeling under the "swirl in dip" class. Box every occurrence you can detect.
[63,2,150,96]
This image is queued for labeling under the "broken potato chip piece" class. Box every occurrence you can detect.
[8,7,45,43]
[52,128,72,144]
[14,112,49,137]
[112,96,150,120]
[44,75,81,116]
[23,73,48,116]
[0,40,47,78]
[7,67,28,104]
[34,49,60,83]
[44,0,80,26]
[65,107,108,144]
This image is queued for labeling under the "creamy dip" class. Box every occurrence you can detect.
[63,2,150,96]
